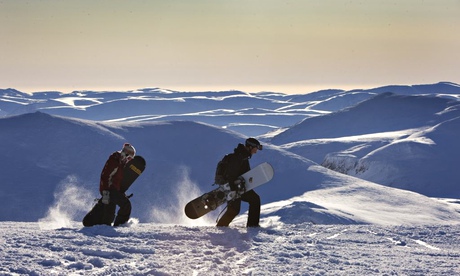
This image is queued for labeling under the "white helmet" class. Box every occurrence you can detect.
[121,143,136,160]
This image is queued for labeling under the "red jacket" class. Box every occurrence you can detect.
[99,152,126,193]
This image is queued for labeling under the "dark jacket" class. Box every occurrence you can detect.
[222,143,252,185]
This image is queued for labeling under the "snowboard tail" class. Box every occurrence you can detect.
[185,162,274,219]
[184,184,233,219]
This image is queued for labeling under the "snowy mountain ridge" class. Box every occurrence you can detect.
[2,81,460,136]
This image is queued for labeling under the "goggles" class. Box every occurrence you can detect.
[246,141,263,150]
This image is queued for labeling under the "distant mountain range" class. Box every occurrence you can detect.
[2,82,459,136]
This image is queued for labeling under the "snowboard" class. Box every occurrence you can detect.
[184,162,274,219]
[82,155,146,227]
[120,155,146,193]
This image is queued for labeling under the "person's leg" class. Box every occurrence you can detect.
[111,191,132,226]
[216,199,241,227]
[102,202,117,226]
[240,190,260,227]
[82,199,115,226]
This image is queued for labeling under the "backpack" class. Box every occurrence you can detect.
[214,155,230,185]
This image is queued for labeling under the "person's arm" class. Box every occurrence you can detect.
[100,153,119,192]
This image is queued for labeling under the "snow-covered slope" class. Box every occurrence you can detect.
[274,93,460,198]
[1,112,460,227]
[2,82,460,275]
[1,82,460,225]
[271,92,457,143]
[2,222,459,275]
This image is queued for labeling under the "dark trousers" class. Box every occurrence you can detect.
[82,190,131,227]
[216,189,260,227]
[110,190,132,226]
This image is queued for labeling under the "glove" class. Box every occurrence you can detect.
[101,190,110,204]
[231,177,246,192]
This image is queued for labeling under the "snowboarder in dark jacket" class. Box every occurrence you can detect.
[216,138,263,227]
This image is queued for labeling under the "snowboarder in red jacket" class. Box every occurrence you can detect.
[99,143,136,226]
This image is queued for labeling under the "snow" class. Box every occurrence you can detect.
[1,222,459,275]
[1,82,460,275]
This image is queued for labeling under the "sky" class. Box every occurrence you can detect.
[1,0,459,94]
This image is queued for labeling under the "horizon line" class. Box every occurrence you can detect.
[2,81,458,95]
